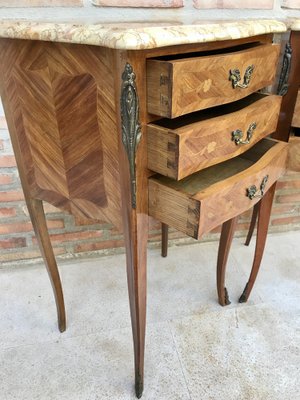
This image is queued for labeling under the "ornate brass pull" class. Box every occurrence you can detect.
[246,175,269,200]
[229,65,254,89]
[232,122,257,145]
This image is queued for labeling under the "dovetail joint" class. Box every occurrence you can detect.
[160,74,169,86]
[160,94,169,106]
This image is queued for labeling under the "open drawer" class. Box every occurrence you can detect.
[147,42,280,118]
[147,93,281,180]
[148,138,288,239]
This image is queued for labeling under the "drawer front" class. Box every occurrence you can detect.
[147,43,280,118]
[149,139,288,239]
[148,94,281,180]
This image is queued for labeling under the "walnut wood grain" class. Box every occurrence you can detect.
[147,94,281,179]
[149,139,288,239]
[147,43,280,118]
[0,39,122,227]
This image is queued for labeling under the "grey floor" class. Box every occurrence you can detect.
[0,231,299,400]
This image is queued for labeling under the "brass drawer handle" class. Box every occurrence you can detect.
[229,65,254,89]
[247,175,269,200]
[232,122,257,145]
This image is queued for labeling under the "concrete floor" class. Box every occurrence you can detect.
[0,231,299,400]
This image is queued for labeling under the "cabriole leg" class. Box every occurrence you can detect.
[239,183,276,303]
[123,212,147,398]
[27,198,66,332]
[216,216,238,306]
[245,202,259,246]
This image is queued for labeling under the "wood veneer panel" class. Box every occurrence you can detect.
[0,39,122,228]
[147,43,280,118]
[147,93,281,179]
[149,139,288,238]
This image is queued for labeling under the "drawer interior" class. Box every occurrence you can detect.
[150,42,262,62]
[151,138,277,195]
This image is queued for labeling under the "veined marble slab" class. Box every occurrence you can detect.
[0,19,286,49]
[289,18,300,29]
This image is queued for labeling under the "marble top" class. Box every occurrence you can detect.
[0,18,287,50]
[288,18,300,30]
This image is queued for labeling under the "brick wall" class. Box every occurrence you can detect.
[1,101,300,266]
[0,0,83,6]
[0,0,289,9]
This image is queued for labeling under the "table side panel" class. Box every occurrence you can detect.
[0,39,122,229]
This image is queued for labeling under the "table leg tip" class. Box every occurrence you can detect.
[58,320,66,333]
[239,295,247,303]
[135,376,143,398]
[239,283,249,303]
[224,287,231,305]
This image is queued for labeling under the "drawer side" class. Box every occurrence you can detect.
[148,179,200,238]
[147,124,179,179]
[147,60,172,117]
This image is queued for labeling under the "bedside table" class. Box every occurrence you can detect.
[0,18,287,398]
